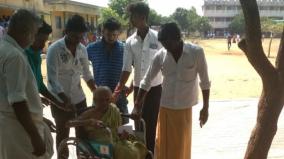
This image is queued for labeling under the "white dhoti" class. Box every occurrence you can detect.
[0,112,53,159]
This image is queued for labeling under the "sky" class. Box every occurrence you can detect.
[72,0,204,16]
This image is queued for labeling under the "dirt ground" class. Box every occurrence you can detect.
[194,38,280,100]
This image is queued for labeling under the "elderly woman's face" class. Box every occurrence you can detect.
[94,90,112,110]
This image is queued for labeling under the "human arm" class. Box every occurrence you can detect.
[66,118,103,128]
[43,117,56,133]
[80,46,96,92]
[132,51,164,117]
[125,81,134,97]
[66,109,103,127]
[113,42,133,99]
[196,48,211,128]
[199,89,210,128]
[13,102,46,156]
[5,55,45,156]
[46,45,72,107]
[40,89,71,111]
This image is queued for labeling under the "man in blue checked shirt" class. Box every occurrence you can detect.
[87,18,131,124]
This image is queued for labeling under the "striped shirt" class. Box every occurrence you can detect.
[87,40,124,91]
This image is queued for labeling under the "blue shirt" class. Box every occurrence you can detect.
[87,40,124,91]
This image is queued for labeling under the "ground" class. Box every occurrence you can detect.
[41,38,284,159]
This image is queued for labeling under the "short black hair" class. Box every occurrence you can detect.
[103,17,121,31]
[65,14,88,32]
[127,2,150,19]
[38,20,52,35]
[158,22,181,42]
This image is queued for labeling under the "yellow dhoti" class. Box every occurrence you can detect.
[154,107,192,159]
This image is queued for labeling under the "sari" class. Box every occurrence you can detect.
[84,104,148,159]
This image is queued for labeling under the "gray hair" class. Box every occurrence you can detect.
[93,86,112,98]
[8,9,42,34]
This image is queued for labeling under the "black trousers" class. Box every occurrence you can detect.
[134,85,162,153]
[51,99,87,158]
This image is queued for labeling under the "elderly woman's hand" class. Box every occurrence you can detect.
[88,119,105,128]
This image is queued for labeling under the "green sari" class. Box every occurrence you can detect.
[85,104,148,159]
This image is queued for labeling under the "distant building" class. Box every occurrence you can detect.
[203,0,284,37]
[0,0,102,40]
[44,0,101,39]
[0,0,50,26]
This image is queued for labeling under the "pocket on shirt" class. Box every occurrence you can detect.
[178,67,196,82]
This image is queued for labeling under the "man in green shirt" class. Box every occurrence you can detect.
[25,21,66,111]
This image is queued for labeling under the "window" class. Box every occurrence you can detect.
[215,17,225,22]
[216,5,224,10]
[55,16,62,29]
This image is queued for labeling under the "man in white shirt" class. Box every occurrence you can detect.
[47,15,96,158]
[113,2,163,153]
[0,9,52,159]
[0,25,5,40]
[133,23,211,159]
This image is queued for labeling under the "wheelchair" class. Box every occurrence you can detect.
[57,114,154,159]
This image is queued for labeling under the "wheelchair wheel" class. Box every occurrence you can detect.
[58,137,95,159]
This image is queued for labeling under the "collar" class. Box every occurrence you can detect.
[101,38,119,48]
[134,28,153,40]
[25,46,41,56]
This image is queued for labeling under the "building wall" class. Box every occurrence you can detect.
[0,0,45,12]
[0,0,101,40]
[44,1,101,40]
[0,0,49,27]
[50,11,64,39]
[203,0,284,36]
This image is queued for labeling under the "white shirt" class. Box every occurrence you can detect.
[0,26,4,40]
[140,43,211,109]
[47,37,93,104]
[122,28,163,87]
[0,35,43,115]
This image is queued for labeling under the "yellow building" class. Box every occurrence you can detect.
[44,0,101,40]
[0,0,50,24]
[0,0,102,40]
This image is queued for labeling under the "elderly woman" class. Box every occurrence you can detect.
[67,86,148,159]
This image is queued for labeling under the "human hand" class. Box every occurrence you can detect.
[131,101,143,120]
[199,107,209,128]
[112,84,123,102]
[43,117,56,133]
[88,119,104,128]
[119,130,130,140]
[31,135,46,156]
[40,97,50,107]
[125,84,133,97]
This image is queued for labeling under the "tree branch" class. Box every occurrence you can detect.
[239,0,276,84]
[276,28,284,73]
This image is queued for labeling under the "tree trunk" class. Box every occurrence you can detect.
[238,0,284,158]
[267,35,273,58]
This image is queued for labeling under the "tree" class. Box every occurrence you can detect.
[196,17,212,37]
[238,0,284,158]
[171,8,190,33]
[228,13,245,34]
[108,0,142,17]
[261,17,283,57]
[187,7,200,33]
[98,8,124,24]
[148,9,163,26]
